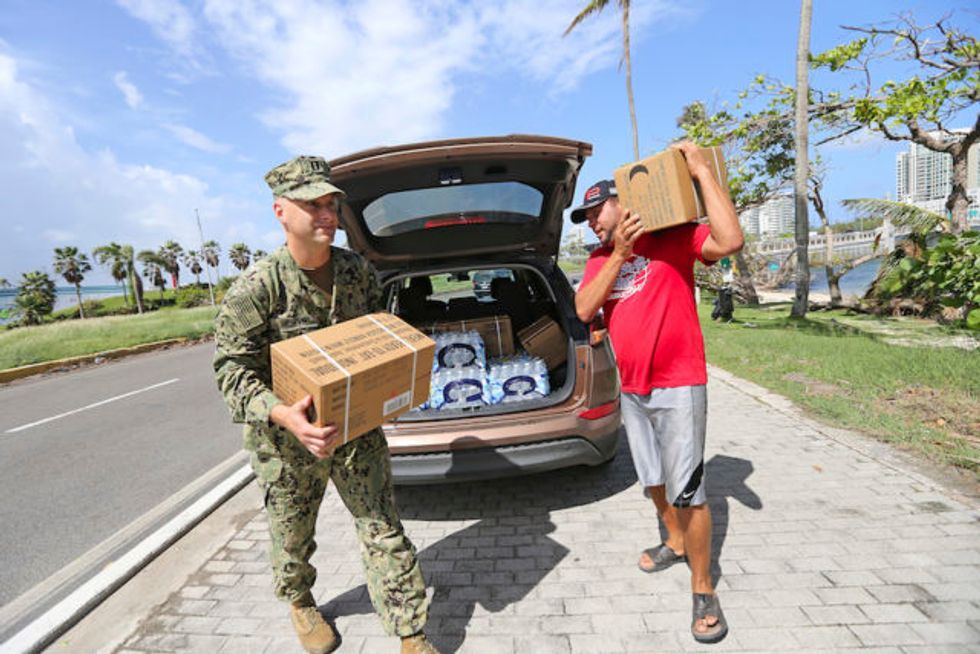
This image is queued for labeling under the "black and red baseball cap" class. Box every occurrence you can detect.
[570,179,617,223]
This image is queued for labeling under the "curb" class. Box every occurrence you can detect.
[0,338,191,385]
[0,463,255,654]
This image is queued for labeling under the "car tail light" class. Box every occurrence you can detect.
[579,398,618,420]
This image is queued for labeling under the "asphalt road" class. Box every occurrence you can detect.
[0,343,241,608]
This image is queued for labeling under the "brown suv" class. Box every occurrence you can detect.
[329,135,620,484]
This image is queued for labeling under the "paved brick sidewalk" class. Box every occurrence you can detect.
[113,370,980,653]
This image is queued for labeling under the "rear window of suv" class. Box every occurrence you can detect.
[363,182,543,237]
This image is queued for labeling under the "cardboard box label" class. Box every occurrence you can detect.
[613,146,728,233]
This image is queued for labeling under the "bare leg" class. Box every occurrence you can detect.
[677,504,719,634]
[638,485,686,570]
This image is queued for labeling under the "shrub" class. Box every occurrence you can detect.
[175,287,210,308]
[872,230,980,329]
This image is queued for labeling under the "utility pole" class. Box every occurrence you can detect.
[196,208,216,307]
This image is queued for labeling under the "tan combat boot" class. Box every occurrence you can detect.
[401,632,440,654]
[289,599,338,654]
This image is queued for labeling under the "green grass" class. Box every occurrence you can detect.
[700,301,980,474]
[0,305,218,369]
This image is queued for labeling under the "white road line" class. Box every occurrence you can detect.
[4,378,181,434]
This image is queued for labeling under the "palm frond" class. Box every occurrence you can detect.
[563,0,610,36]
[841,198,948,234]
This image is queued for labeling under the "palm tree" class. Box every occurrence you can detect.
[158,240,183,289]
[229,243,252,272]
[565,0,639,159]
[14,271,57,325]
[183,249,204,286]
[138,250,168,301]
[790,0,812,319]
[0,277,10,289]
[53,246,92,319]
[202,239,221,280]
[253,249,268,260]
[93,242,131,306]
[120,244,145,314]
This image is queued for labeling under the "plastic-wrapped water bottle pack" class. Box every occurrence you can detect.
[432,330,487,371]
[427,366,488,410]
[413,331,551,412]
[487,354,550,405]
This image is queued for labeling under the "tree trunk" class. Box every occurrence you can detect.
[74,283,85,319]
[791,0,812,319]
[734,250,759,305]
[826,268,843,308]
[622,1,639,160]
[947,149,970,234]
[132,267,144,314]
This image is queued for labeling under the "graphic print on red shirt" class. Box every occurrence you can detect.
[580,223,714,393]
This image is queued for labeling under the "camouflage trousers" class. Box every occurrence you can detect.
[253,428,428,637]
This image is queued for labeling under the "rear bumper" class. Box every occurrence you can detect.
[390,427,620,485]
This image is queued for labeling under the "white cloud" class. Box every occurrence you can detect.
[115,0,208,72]
[0,52,263,282]
[113,71,144,109]
[163,123,231,154]
[191,0,685,155]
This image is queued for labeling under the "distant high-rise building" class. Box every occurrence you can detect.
[739,206,760,238]
[738,195,795,238]
[894,130,980,224]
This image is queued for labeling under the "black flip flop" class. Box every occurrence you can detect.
[638,543,686,573]
[692,592,728,644]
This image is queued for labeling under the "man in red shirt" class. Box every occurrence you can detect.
[574,142,743,644]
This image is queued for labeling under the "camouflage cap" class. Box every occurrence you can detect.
[264,155,346,201]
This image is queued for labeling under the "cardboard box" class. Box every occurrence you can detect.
[613,146,728,233]
[517,316,567,371]
[270,313,435,443]
[424,315,515,359]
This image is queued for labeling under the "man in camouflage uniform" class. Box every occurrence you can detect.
[213,156,438,654]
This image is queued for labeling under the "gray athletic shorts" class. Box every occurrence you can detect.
[620,385,707,508]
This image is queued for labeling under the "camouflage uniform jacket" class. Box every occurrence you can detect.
[213,245,384,479]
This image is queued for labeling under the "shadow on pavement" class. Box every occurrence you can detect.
[704,454,763,587]
[323,431,635,652]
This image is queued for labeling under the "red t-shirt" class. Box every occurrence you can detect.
[580,223,714,393]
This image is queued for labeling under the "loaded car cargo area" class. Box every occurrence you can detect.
[386,266,574,419]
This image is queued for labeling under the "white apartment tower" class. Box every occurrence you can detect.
[894,131,980,222]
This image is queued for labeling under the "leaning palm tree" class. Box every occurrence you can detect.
[53,246,92,319]
[229,242,252,272]
[138,250,168,301]
[565,0,639,159]
[158,240,183,289]
[93,242,130,306]
[14,271,57,325]
[841,197,947,300]
[183,249,204,286]
[120,244,145,314]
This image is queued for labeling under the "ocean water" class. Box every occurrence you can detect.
[0,285,123,323]
[787,259,882,297]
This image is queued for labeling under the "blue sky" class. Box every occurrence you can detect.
[0,0,972,284]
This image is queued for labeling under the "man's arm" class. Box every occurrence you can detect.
[213,287,341,459]
[574,212,643,323]
[671,142,744,261]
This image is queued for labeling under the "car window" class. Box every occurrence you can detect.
[363,182,543,237]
